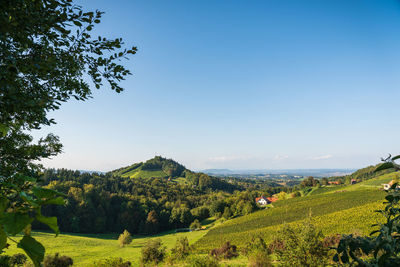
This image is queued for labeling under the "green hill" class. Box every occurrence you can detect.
[110,156,240,191]
[194,172,399,252]
[111,156,186,179]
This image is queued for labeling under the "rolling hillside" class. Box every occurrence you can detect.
[194,172,399,252]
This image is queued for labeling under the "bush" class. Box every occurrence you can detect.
[190,219,201,231]
[89,257,131,267]
[43,253,73,267]
[140,239,165,265]
[322,233,341,248]
[210,241,238,259]
[244,235,272,267]
[171,237,191,260]
[118,229,133,247]
[247,250,272,267]
[244,235,268,256]
[9,254,27,266]
[274,220,329,267]
[185,255,219,267]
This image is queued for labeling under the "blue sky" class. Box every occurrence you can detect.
[37,0,400,171]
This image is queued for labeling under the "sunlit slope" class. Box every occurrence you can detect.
[5,230,208,266]
[194,173,396,252]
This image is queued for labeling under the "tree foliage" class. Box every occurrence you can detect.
[274,219,329,267]
[140,239,165,265]
[170,236,191,260]
[0,0,135,265]
[118,230,132,247]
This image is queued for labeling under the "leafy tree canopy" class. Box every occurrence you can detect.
[0,0,136,265]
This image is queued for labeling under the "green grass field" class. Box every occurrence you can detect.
[5,229,208,266]
[194,174,393,252]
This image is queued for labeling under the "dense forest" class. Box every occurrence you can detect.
[35,157,286,235]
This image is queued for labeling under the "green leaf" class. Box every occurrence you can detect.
[375,162,394,173]
[392,155,400,161]
[17,235,45,267]
[0,227,6,251]
[0,213,33,235]
[32,187,66,199]
[19,192,40,207]
[0,123,9,137]
[73,20,82,27]
[36,215,59,235]
[0,196,7,213]
[43,196,65,206]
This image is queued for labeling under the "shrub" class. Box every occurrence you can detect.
[247,250,272,267]
[210,241,238,259]
[274,220,329,267]
[185,255,219,267]
[43,253,73,267]
[118,230,132,247]
[322,233,341,248]
[190,219,201,231]
[244,235,272,267]
[140,239,165,265]
[222,207,232,219]
[244,235,268,256]
[171,237,191,260]
[89,257,131,267]
[9,253,27,266]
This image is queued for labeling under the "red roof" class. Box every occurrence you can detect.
[267,197,278,202]
[255,197,267,202]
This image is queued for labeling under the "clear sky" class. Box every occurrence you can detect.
[36,0,400,171]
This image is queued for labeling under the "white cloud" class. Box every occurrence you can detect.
[311,155,333,160]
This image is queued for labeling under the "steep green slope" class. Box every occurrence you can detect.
[194,173,394,252]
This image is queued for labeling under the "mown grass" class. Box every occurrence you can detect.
[5,229,208,266]
[194,174,390,252]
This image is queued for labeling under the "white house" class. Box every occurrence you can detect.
[255,196,269,206]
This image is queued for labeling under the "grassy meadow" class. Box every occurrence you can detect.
[5,229,208,266]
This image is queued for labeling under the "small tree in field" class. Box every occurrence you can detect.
[118,230,132,247]
[141,239,165,265]
[170,237,191,260]
[190,219,201,231]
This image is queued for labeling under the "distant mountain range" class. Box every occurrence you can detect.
[202,168,355,177]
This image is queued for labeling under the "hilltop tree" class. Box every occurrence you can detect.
[0,0,135,265]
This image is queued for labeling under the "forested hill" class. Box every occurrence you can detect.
[111,156,186,178]
[37,157,275,235]
[109,156,237,191]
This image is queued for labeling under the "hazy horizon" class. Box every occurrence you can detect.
[35,0,400,171]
